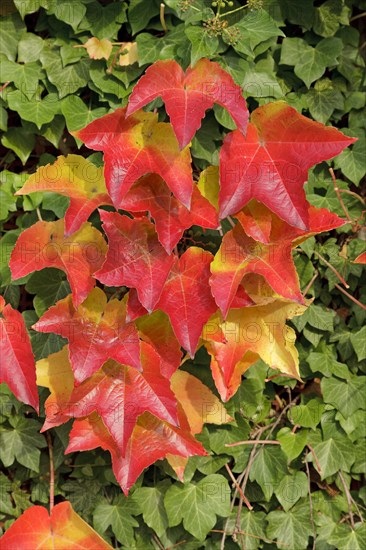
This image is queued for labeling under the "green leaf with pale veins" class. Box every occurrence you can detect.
[185,26,219,67]
[133,485,169,538]
[93,495,139,547]
[321,376,366,418]
[164,474,231,540]
[267,503,313,550]
[249,446,288,500]
[0,416,46,472]
[25,269,71,317]
[274,472,308,512]
[310,437,355,479]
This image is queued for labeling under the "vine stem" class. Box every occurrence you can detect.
[306,444,322,475]
[224,463,253,510]
[225,439,280,447]
[334,283,366,311]
[313,250,349,288]
[329,168,352,222]
[302,271,319,297]
[339,471,355,529]
[218,3,248,18]
[305,459,316,550]
[46,432,55,513]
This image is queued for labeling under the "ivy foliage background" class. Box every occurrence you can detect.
[0,0,365,548]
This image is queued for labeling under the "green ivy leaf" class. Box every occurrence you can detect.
[185,26,219,67]
[93,495,139,547]
[7,91,59,129]
[288,398,325,430]
[277,427,308,460]
[350,326,366,361]
[1,127,35,165]
[25,269,71,317]
[0,416,46,472]
[164,474,231,540]
[321,376,366,418]
[275,472,308,512]
[310,437,355,479]
[249,446,288,500]
[133,485,169,538]
[267,503,313,550]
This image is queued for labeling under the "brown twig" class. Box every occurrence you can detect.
[313,250,349,288]
[302,271,319,297]
[334,283,366,311]
[307,444,322,475]
[338,189,366,205]
[339,471,355,529]
[305,459,317,549]
[329,168,352,222]
[46,432,54,513]
[0,81,10,93]
[225,463,253,510]
[225,440,280,447]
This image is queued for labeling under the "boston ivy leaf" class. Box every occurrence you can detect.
[136,310,182,378]
[16,155,113,235]
[321,376,366,418]
[164,474,231,540]
[127,58,248,149]
[66,412,206,495]
[267,503,313,550]
[0,296,38,411]
[62,342,178,454]
[121,174,218,253]
[0,415,45,472]
[219,101,354,227]
[96,211,175,313]
[9,219,107,307]
[36,346,74,431]
[74,108,194,209]
[93,496,139,547]
[157,247,217,357]
[203,301,305,400]
[33,288,141,384]
[0,501,113,549]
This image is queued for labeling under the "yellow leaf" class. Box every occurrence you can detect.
[83,37,113,60]
[119,42,139,66]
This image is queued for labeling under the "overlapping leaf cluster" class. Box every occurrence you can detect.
[1,1,365,548]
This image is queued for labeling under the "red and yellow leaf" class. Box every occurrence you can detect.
[157,247,217,357]
[121,174,218,253]
[74,108,194,209]
[354,251,366,264]
[15,155,113,235]
[0,501,113,549]
[66,412,207,495]
[95,211,175,312]
[219,101,356,228]
[0,296,38,412]
[127,58,248,148]
[61,342,178,454]
[210,206,345,317]
[33,288,141,384]
[202,301,306,399]
[9,219,107,307]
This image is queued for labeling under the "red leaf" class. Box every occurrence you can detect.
[74,108,194,209]
[127,59,248,148]
[354,251,366,264]
[137,310,182,379]
[121,174,218,253]
[66,412,207,495]
[219,101,356,228]
[33,288,141,384]
[0,501,112,549]
[210,206,346,317]
[157,247,217,357]
[0,296,38,412]
[9,219,107,307]
[95,211,175,312]
[15,155,113,235]
[62,343,178,454]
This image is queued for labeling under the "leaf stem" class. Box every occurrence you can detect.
[46,432,55,514]
[218,3,248,18]
[339,471,355,529]
[334,283,366,311]
[160,3,168,33]
[307,444,322,475]
[329,168,352,223]
[302,271,319,297]
[225,439,280,447]
[224,463,253,510]
[313,250,349,289]
[304,459,317,550]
